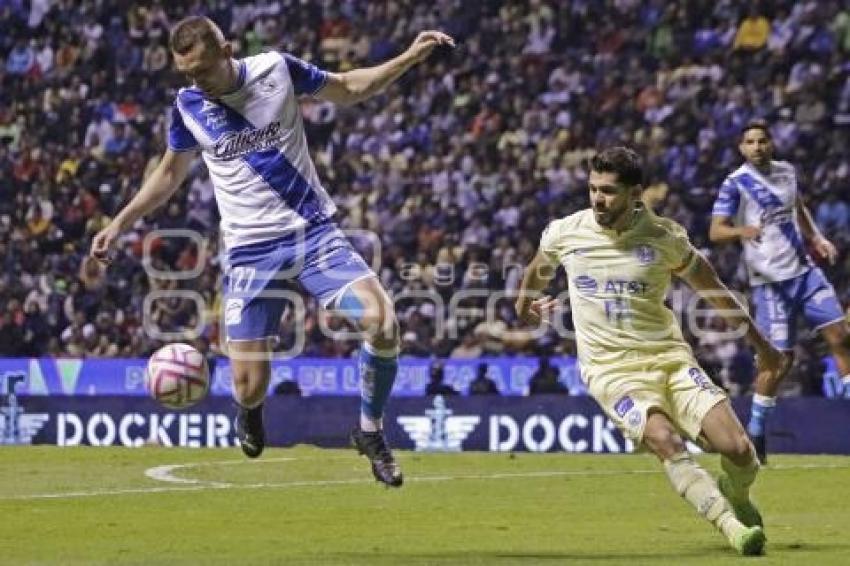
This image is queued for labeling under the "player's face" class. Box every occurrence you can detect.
[739,129,773,167]
[173,41,234,97]
[589,171,637,228]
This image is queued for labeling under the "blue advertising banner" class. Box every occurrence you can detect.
[0,357,588,397]
[5,394,850,454]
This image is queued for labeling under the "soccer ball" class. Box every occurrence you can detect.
[145,343,210,409]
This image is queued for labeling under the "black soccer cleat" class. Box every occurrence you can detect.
[751,434,767,465]
[235,403,265,459]
[350,427,403,488]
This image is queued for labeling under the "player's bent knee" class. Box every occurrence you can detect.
[360,308,399,342]
[643,427,686,460]
[725,431,755,462]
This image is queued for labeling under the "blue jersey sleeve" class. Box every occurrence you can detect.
[284,54,328,96]
[167,103,199,152]
[712,178,740,217]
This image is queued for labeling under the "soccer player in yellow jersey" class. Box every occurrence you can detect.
[515,147,788,556]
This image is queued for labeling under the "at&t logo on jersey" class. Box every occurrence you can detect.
[604,279,649,295]
[573,275,598,296]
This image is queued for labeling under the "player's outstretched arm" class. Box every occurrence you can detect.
[796,195,838,265]
[708,215,761,244]
[90,149,195,264]
[316,31,454,106]
[675,250,789,379]
[515,250,558,326]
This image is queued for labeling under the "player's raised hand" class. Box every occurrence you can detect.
[516,295,560,326]
[406,31,455,64]
[90,222,121,265]
[812,235,838,265]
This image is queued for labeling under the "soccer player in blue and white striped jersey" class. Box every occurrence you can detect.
[710,120,850,463]
[91,16,454,487]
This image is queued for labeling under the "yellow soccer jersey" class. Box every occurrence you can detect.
[540,206,699,373]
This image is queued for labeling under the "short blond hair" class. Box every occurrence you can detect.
[169,16,225,55]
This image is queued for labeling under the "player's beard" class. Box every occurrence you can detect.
[746,148,772,169]
[593,200,628,228]
[750,153,770,169]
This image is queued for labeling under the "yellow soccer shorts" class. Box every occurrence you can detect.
[584,354,727,444]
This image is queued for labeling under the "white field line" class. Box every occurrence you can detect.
[2,459,848,502]
[144,457,301,485]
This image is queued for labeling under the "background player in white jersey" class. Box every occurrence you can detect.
[516,147,788,555]
[710,120,850,463]
[90,17,454,487]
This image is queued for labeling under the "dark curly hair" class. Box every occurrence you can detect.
[590,146,644,187]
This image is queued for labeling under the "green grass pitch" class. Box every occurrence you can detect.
[1,447,849,565]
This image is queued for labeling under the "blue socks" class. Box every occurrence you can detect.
[359,342,398,430]
[747,394,776,438]
[334,285,399,431]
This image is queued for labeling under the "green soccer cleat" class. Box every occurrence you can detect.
[718,474,764,528]
[732,526,766,556]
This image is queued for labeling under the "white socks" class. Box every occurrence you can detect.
[360,415,383,433]
[664,452,745,541]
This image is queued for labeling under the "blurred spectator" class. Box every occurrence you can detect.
[104,122,131,157]
[816,191,850,237]
[734,7,771,51]
[143,37,169,75]
[528,357,568,395]
[5,40,36,75]
[0,311,24,356]
[834,6,850,53]
[450,332,483,359]
[468,362,499,395]
[793,341,827,397]
[273,380,302,396]
[0,0,843,398]
[724,340,756,396]
[425,362,458,396]
[401,330,430,357]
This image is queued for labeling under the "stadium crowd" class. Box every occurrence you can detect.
[0,0,849,397]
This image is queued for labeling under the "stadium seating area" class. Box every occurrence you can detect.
[0,1,848,396]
